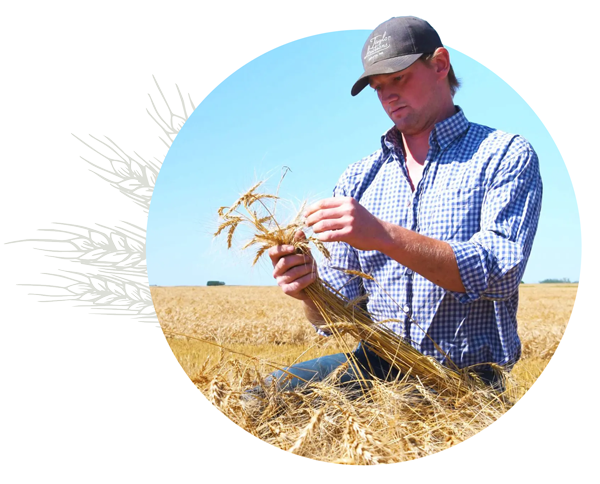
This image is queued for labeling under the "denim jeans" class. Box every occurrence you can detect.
[265,343,400,392]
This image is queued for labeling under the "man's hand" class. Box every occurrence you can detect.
[268,230,317,301]
[304,197,390,251]
[304,196,466,293]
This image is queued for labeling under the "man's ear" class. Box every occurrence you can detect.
[432,47,451,79]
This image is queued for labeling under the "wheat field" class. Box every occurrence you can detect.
[151,283,576,464]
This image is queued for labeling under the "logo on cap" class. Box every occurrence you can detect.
[364,31,391,64]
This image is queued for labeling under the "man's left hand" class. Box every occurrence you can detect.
[304,197,389,251]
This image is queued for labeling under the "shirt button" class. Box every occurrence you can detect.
[403,305,410,314]
[406,269,413,275]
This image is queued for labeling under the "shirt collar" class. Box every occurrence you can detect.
[381,106,470,157]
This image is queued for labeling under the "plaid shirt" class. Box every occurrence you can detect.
[317,107,542,369]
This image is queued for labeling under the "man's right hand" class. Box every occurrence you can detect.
[268,230,317,301]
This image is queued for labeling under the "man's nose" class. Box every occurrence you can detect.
[381,88,399,104]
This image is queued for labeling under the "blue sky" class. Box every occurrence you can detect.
[146,30,580,286]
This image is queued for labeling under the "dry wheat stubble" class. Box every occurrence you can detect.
[152,283,576,464]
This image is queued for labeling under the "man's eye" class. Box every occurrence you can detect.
[394,76,403,82]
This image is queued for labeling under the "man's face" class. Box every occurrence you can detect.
[368,58,446,136]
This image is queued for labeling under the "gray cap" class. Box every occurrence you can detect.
[351,16,443,96]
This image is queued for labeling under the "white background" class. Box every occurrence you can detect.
[1,1,598,482]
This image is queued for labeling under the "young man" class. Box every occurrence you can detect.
[268,16,542,390]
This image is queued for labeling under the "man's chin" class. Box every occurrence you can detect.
[390,112,415,130]
[393,120,413,134]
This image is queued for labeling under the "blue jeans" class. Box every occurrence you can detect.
[265,342,505,392]
[266,343,400,392]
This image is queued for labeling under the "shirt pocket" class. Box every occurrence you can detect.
[422,187,482,240]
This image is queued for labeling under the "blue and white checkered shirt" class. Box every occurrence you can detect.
[317,107,542,369]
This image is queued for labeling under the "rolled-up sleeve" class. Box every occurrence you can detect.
[448,142,543,303]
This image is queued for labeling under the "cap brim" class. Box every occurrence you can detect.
[351,53,423,96]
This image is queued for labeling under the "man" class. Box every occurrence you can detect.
[267,16,542,391]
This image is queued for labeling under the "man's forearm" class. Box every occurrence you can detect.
[377,221,466,293]
[302,297,326,325]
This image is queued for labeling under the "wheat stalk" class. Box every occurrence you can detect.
[209,375,231,410]
[287,408,324,454]
[343,412,388,464]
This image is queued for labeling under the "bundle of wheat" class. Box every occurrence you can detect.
[214,181,506,397]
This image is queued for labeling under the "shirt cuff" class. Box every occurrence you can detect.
[447,240,491,303]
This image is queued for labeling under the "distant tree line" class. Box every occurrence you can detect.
[539,277,575,284]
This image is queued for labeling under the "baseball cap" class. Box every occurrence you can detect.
[351,16,443,96]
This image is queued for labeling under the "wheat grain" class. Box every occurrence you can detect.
[287,408,324,454]
[209,375,232,410]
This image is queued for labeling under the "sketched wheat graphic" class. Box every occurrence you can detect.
[72,135,160,212]
[147,74,196,148]
[9,76,195,321]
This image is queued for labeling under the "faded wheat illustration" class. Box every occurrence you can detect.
[16,222,146,276]
[72,135,160,212]
[9,77,195,321]
[147,74,196,149]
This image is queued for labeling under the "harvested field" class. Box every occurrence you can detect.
[151,283,577,464]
